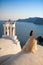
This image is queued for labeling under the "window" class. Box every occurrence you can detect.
[9,27,10,35]
[6,31,7,35]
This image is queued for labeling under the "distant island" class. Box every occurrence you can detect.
[16,17,43,25]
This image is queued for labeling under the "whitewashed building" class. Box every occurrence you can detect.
[3,20,18,40]
[3,20,16,38]
[1,20,21,54]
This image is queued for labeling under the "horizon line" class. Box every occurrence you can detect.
[0,16,43,21]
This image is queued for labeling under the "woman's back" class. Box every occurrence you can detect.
[23,30,37,53]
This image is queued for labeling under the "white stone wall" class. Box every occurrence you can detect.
[3,22,15,37]
[2,21,21,53]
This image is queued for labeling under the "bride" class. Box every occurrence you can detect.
[23,30,37,53]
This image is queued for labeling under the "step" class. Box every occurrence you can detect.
[14,35,17,40]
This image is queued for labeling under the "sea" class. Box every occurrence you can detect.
[0,21,43,47]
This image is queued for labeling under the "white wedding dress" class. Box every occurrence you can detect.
[23,36,37,53]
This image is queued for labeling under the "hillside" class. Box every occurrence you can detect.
[16,17,43,25]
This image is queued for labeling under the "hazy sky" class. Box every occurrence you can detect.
[0,0,43,20]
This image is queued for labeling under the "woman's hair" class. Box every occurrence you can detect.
[30,30,33,36]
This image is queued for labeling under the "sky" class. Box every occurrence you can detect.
[0,0,43,20]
